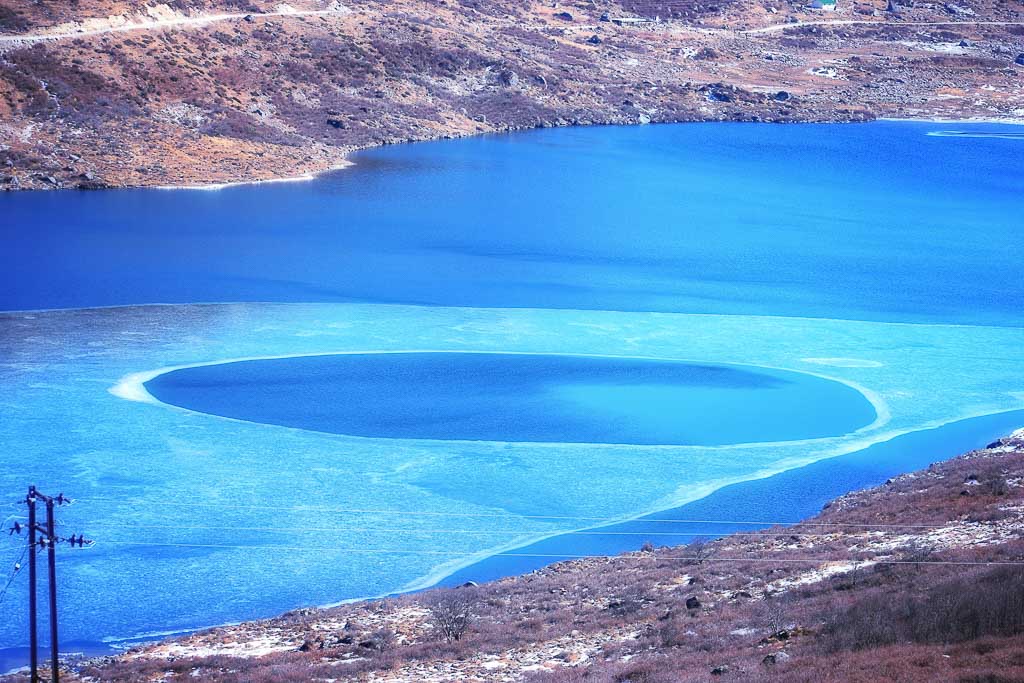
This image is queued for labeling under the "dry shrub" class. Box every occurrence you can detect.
[822,566,1024,651]
[425,586,479,642]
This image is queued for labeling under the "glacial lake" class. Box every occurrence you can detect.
[0,121,1022,666]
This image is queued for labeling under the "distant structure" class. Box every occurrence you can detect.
[610,16,658,25]
[808,0,837,9]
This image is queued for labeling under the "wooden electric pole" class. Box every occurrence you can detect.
[17,486,86,683]
[26,488,38,682]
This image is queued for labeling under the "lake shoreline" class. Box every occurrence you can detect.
[6,115,1024,194]
[3,416,1018,674]
[5,423,1021,679]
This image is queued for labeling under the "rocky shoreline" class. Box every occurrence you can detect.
[2,0,1022,191]
[7,428,1020,682]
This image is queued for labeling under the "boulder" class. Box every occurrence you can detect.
[774,90,791,101]
[686,596,702,609]
[587,34,602,44]
[711,665,729,675]
[763,651,791,665]
[554,11,573,21]
[75,172,107,190]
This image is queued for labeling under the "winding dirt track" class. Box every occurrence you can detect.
[0,7,349,45]
[1,8,1023,47]
[738,18,1024,34]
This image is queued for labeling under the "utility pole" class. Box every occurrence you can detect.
[45,497,58,683]
[12,487,89,683]
[26,487,38,683]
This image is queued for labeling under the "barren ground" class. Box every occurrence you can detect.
[1,0,1022,189]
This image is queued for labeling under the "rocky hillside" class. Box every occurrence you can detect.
[7,429,1020,682]
[1,0,1023,189]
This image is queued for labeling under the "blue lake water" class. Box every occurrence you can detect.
[146,352,876,445]
[2,121,1023,325]
[0,121,1022,666]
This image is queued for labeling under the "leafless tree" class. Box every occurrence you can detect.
[425,588,478,643]
[905,541,937,572]
[684,538,715,566]
[761,597,789,636]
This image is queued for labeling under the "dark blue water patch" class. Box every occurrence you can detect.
[143,352,876,445]
[1,121,1022,326]
[438,409,1024,586]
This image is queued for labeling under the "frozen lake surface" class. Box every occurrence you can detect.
[0,121,1021,662]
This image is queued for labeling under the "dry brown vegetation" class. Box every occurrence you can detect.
[1,0,1022,189]
[6,431,1019,682]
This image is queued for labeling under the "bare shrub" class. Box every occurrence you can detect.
[822,566,1024,651]
[761,596,790,636]
[982,469,1010,497]
[684,539,715,565]
[0,5,29,33]
[425,587,479,643]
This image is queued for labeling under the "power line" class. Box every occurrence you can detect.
[78,522,985,540]
[89,540,1024,566]
[71,499,956,529]
[78,523,868,537]
[0,542,29,607]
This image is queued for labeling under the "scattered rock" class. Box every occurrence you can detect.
[497,70,519,87]
[711,664,729,675]
[75,171,106,190]
[763,651,791,665]
[944,3,974,15]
